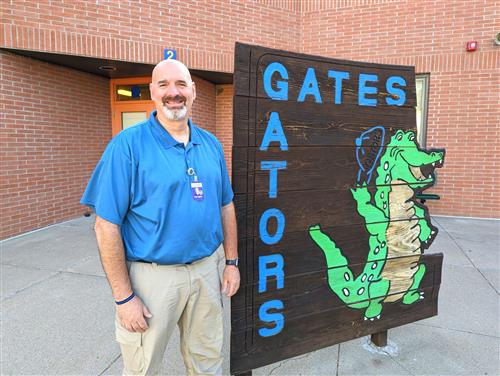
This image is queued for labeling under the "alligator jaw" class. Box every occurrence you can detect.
[410,165,430,181]
[409,158,443,182]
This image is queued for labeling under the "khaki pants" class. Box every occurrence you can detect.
[116,248,224,375]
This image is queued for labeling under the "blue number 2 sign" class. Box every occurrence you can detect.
[164,49,177,60]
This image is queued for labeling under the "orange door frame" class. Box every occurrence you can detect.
[109,77,155,136]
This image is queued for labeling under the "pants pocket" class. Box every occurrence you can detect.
[115,321,146,375]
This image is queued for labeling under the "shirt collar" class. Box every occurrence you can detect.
[149,110,202,149]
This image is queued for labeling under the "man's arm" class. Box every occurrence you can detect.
[221,202,240,297]
[94,216,152,332]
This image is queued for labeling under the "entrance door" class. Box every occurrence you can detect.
[110,77,155,136]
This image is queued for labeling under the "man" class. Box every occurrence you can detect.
[81,59,240,375]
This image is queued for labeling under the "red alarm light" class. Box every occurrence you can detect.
[466,41,478,51]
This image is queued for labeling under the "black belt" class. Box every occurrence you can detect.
[134,260,192,265]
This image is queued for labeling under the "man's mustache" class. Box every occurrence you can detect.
[162,95,186,105]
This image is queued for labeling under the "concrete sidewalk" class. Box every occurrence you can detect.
[1,216,499,375]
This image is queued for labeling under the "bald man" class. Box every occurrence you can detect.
[81,59,240,375]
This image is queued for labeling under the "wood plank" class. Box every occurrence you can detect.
[235,218,439,287]
[234,43,416,108]
[232,145,441,194]
[233,96,416,147]
[233,189,434,238]
[234,42,252,97]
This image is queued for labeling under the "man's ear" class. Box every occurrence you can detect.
[149,82,154,99]
[192,81,196,101]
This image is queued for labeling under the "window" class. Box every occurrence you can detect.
[415,74,430,147]
[110,77,155,136]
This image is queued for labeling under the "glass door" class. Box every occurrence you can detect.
[110,77,155,136]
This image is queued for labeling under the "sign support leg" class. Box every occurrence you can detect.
[234,371,252,376]
[371,330,388,347]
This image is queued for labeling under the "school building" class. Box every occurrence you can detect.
[1,0,499,239]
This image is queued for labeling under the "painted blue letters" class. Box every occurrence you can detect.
[386,76,406,106]
[358,74,379,106]
[263,62,289,101]
[261,161,287,199]
[297,67,322,103]
[328,70,350,104]
[258,254,284,293]
[258,300,285,337]
[259,208,285,245]
[260,112,289,151]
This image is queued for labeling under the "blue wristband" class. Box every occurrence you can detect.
[115,292,135,305]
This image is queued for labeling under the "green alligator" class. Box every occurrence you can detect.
[309,129,444,320]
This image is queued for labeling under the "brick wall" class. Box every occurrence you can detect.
[215,85,235,175]
[191,75,216,135]
[425,69,499,217]
[300,0,500,218]
[0,0,300,73]
[0,51,110,239]
[0,54,218,239]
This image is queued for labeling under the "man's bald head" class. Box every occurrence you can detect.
[151,59,193,84]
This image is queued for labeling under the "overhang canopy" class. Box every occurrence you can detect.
[2,48,233,84]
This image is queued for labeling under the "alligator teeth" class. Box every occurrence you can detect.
[439,159,443,164]
[432,162,436,167]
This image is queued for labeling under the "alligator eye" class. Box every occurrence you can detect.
[409,133,415,141]
[371,262,378,269]
[361,274,367,282]
[342,288,350,296]
[374,247,380,254]
[357,287,365,295]
[384,161,389,170]
[396,133,403,141]
[344,272,350,281]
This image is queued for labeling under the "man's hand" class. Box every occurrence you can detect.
[117,295,153,333]
[221,265,240,297]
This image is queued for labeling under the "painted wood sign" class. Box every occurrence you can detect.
[230,43,445,374]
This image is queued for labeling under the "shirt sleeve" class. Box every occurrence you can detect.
[217,142,234,207]
[80,137,132,225]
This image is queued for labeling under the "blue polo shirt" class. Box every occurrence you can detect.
[80,111,234,264]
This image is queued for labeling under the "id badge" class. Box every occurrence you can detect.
[191,180,204,201]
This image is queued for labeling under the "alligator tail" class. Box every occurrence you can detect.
[309,225,355,304]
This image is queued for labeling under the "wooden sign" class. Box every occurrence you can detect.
[231,43,445,374]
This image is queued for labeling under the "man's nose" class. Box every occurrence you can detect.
[164,83,180,97]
